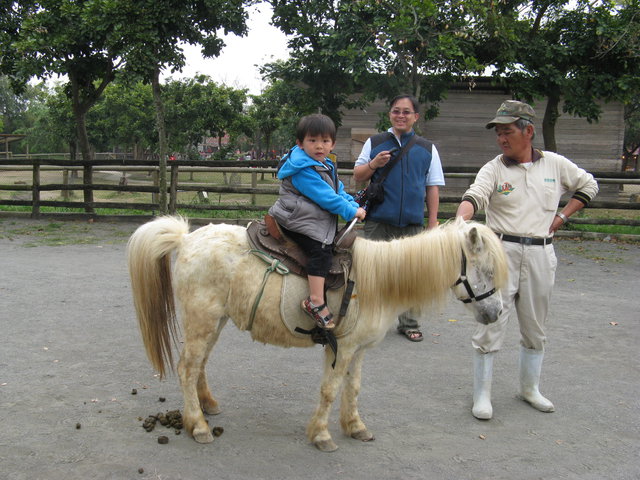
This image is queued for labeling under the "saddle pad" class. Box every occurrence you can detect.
[280,274,358,339]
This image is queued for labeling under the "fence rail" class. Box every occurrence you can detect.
[1,158,639,227]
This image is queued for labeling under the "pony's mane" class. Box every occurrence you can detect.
[351,218,508,320]
[352,221,463,318]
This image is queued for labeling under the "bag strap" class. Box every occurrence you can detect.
[374,134,419,184]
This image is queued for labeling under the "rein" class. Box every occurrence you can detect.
[454,251,497,304]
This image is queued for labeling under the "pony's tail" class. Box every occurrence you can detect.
[126,216,190,378]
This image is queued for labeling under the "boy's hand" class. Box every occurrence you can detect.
[355,207,367,221]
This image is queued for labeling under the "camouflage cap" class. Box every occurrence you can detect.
[486,100,536,129]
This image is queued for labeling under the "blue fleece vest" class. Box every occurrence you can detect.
[368,131,433,227]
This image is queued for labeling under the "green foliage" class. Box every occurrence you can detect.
[162,75,250,152]
[0,0,254,165]
[623,93,640,161]
[265,0,492,123]
[89,80,156,153]
[26,83,75,154]
[0,76,36,147]
[485,0,640,152]
[248,79,301,156]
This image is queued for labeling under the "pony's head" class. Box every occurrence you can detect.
[449,217,508,325]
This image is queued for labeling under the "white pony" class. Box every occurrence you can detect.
[127,216,507,452]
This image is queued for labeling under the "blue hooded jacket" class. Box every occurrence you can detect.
[269,146,359,244]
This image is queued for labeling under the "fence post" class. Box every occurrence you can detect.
[251,171,257,206]
[62,169,70,201]
[151,169,159,205]
[169,163,178,214]
[83,163,94,214]
[32,159,40,218]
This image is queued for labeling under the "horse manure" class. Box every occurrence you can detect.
[157,435,169,444]
[212,426,224,437]
[142,416,157,432]
[159,396,166,402]
[75,423,81,429]
[142,409,184,433]
[138,468,144,474]
[131,388,137,395]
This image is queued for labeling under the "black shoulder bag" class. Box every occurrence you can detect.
[355,135,418,209]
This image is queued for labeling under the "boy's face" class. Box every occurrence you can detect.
[297,134,335,162]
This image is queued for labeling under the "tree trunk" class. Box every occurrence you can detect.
[152,66,168,214]
[542,91,560,152]
[69,76,94,213]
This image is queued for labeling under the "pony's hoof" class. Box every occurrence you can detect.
[203,404,221,415]
[314,438,338,452]
[192,427,214,444]
[351,429,375,442]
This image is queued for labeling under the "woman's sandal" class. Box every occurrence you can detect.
[301,297,336,330]
[400,329,424,342]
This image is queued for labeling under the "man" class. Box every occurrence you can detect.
[354,94,445,342]
[456,100,598,419]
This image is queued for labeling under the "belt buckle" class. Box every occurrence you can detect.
[521,236,533,246]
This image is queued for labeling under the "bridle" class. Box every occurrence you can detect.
[454,251,497,304]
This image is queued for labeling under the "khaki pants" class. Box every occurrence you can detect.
[473,241,557,353]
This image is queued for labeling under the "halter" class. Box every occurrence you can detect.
[454,251,497,304]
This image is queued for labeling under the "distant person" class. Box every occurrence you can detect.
[456,100,599,419]
[353,94,445,342]
[269,114,366,329]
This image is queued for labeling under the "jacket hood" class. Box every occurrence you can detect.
[278,146,329,179]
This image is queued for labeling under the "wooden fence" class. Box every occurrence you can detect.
[1,158,639,227]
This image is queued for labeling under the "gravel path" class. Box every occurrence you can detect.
[1,217,638,480]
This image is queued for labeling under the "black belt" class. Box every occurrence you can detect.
[496,233,552,246]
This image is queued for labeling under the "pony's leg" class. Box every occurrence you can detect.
[196,318,228,415]
[339,348,375,442]
[306,346,356,452]
[178,312,225,444]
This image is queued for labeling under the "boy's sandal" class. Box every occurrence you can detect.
[301,297,336,330]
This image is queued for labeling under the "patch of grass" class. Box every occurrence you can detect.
[0,218,133,246]
[563,224,640,235]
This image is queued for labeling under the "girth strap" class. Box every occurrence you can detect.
[338,279,355,318]
[248,249,290,330]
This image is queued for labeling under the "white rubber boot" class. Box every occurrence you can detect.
[472,350,495,420]
[519,346,555,412]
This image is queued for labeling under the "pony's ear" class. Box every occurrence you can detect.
[467,226,484,255]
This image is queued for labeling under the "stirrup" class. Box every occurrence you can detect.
[301,297,335,330]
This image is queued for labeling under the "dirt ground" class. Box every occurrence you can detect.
[0,217,638,480]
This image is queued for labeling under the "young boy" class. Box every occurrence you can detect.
[269,114,366,329]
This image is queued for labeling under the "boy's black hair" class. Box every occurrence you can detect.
[389,94,420,113]
[295,114,337,143]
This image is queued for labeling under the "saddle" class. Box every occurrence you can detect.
[246,215,355,290]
